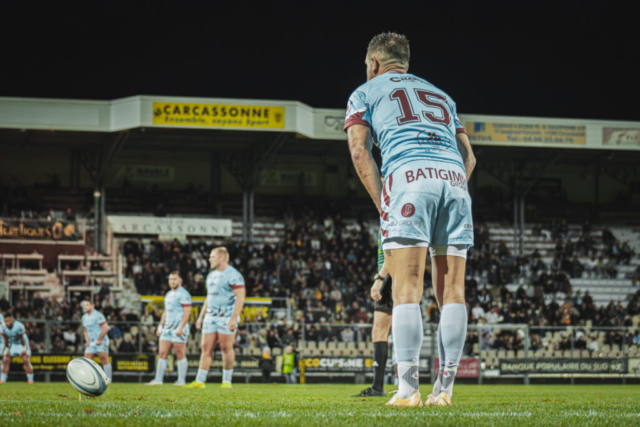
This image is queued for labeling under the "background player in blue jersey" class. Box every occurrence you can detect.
[146,271,192,386]
[185,247,245,389]
[1,314,34,384]
[345,32,476,407]
[81,300,112,383]
[0,312,4,378]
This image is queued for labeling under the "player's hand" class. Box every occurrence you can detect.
[84,341,89,348]
[227,318,237,333]
[176,328,183,337]
[371,278,384,302]
[156,328,162,337]
[96,339,102,345]
[196,318,203,331]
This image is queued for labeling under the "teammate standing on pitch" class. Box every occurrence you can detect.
[345,32,476,407]
[146,271,192,386]
[353,225,393,397]
[0,312,4,378]
[81,300,112,383]
[185,247,245,389]
[1,314,34,384]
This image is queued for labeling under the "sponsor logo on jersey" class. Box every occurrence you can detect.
[401,203,415,218]
[405,168,467,191]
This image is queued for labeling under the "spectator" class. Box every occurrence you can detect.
[259,347,274,383]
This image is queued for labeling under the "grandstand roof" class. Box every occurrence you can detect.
[1,95,639,151]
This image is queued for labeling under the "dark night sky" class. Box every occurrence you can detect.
[1,1,637,121]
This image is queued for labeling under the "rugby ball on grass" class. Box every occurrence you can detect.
[66,357,109,397]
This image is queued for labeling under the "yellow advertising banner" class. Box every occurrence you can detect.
[466,122,586,145]
[153,102,285,129]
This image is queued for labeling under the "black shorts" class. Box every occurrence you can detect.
[374,275,393,313]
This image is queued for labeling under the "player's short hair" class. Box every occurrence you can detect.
[367,32,410,68]
[82,299,93,305]
[169,270,181,277]
[213,246,230,262]
[3,313,13,319]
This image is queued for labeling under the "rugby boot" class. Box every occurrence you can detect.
[183,380,206,389]
[353,386,386,397]
[385,390,422,406]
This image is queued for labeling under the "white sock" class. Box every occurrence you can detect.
[196,368,208,383]
[177,358,188,383]
[440,303,468,397]
[392,303,423,398]
[27,373,34,382]
[222,369,233,383]
[103,363,112,381]
[397,361,419,398]
[154,359,167,383]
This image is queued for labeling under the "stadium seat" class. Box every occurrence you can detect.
[497,349,506,359]
[242,348,250,355]
[633,315,640,327]
[346,342,356,350]
[327,342,336,350]
[318,342,326,350]
[337,342,345,351]
[481,350,488,359]
[307,342,317,350]
[601,345,611,354]
[250,348,261,356]
[272,347,282,356]
[562,350,572,358]
[488,350,497,359]
[612,344,620,353]
[472,343,479,355]
[506,350,515,358]
[367,342,374,351]
[581,349,590,358]
[130,326,139,336]
[516,350,525,359]
[358,342,366,350]
[554,351,563,358]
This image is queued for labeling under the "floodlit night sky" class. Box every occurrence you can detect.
[2,1,637,120]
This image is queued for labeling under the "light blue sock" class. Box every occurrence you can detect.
[440,303,468,397]
[177,358,188,383]
[103,363,112,381]
[433,323,445,396]
[222,369,233,383]
[392,303,423,398]
[154,359,167,383]
[27,373,34,382]
[1,373,7,382]
[196,368,208,383]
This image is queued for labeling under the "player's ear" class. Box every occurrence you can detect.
[371,56,380,75]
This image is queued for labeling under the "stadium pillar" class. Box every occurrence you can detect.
[513,192,519,256]
[519,196,525,255]
[100,186,106,254]
[248,189,254,242]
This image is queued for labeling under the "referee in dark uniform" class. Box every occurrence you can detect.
[353,227,393,397]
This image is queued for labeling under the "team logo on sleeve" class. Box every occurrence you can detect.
[401,203,415,218]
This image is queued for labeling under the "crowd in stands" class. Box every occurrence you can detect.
[3,204,639,356]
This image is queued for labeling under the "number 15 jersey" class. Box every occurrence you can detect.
[344,72,467,177]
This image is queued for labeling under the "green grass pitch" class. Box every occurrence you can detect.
[1,383,640,426]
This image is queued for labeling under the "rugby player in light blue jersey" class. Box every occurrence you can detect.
[1,314,34,384]
[146,271,192,386]
[185,247,245,389]
[0,312,4,377]
[345,32,476,407]
[81,300,112,383]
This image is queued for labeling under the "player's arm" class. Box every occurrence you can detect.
[156,310,166,337]
[18,333,25,347]
[347,124,382,214]
[196,299,207,330]
[96,322,108,345]
[176,304,191,337]
[2,333,7,348]
[83,326,89,347]
[371,260,389,301]
[227,286,246,333]
[456,132,476,182]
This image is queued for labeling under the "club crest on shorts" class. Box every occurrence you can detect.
[401,203,415,218]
